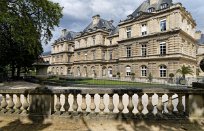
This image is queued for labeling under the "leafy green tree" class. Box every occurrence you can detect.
[176,65,194,79]
[0,0,63,78]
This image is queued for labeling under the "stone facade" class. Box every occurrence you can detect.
[42,0,203,80]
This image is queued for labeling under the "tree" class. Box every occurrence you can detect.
[0,0,63,78]
[176,65,194,79]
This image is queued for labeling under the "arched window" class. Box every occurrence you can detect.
[141,66,147,77]
[126,66,131,76]
[160,65,167,77]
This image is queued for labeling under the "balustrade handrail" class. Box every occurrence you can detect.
[0,87,204,95]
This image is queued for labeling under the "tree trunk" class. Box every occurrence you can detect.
[11,63,15,78]
[17,66,21,78]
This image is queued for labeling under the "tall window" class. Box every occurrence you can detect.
[141,44,147,57]
[126,27,132,38]
[160,65,167,77]
[93,36,95,45]
[141,24,147,36]
[127,46,132,58]
[92,50,95,60]
[160,19,166,31]
[160,42,166,55]
[109,51,112,60]
[126,66,131,76]
[141,66,147,77]
[102,51,106,60]
[110,39,112,45]
[84,52,87,60]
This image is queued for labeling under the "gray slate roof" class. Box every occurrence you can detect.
[55,31,79,43]
[83,19,115,33]
[42,51,51,56]
[110,26,119,36]
[131,0,173,18]
[198,34,204,45]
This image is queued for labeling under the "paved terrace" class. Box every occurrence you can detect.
[0,81,203,131]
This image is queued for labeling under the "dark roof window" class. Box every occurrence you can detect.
[161,3,169,9]
[148,7,155,13]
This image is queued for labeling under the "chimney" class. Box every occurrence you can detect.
[195,31,202,40]
[61,29,68,37]
[149,0,159,5]
[92,14,100,25]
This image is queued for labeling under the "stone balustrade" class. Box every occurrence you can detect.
[0,87,203,119]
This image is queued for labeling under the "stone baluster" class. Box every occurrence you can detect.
[1,94,8,113]
[55,94,62,115]
[108,94,114,113]
[167,94,174,114]
[72,93,78,113]
[147,93,154,115]
[99,94,105,114]
[90,94,96,113]
[15,94,22,114]
[63,94,70,114]
[156,94,164,116]
[22,94,29,114]
[177,94,184,114]
[137,93,144,114]
[7,94,15,113]
[118,94,124,113]
[127,93,134,114]
[81,94,87,113]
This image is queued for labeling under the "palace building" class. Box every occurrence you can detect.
[42,0,204,81]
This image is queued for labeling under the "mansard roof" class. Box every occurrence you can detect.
[42,51,51,56]
[55,31,79,44]
[198,34,204,45]
[110,26,119,36]
[83,19,115,33]
[131,0,173,18]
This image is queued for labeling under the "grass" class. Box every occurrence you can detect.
[42,77,169,88]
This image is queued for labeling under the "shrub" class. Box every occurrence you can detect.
[169,73,175,78]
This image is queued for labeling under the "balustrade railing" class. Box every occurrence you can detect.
[0,88,203,119]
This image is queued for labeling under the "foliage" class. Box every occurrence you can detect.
[169,73,175,78]
[176,65,194,79]
[0,0,63,78]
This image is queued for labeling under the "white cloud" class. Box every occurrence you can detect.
[45,0,204,52]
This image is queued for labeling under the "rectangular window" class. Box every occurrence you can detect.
[126,27,132,38]
[126,46,132,58]
[141,24,147,36]
[126,67,131,76]
[109,51,112,60]
[141,44,147,57]
[84,52,87,60]
[160,19,166,31]
[102,51,105,60]
[92,51,95,60]
[160,42,166,55]
[110,39,112,45]
[93,37,95,45]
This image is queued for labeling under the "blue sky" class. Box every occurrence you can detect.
[43,0,204,52]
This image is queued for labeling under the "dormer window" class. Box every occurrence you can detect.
[148,7,155,13]
[136,12,142,17]
[127,15,133,19]
[161,3,168,9]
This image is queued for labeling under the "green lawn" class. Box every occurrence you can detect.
[44,77,169,88]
